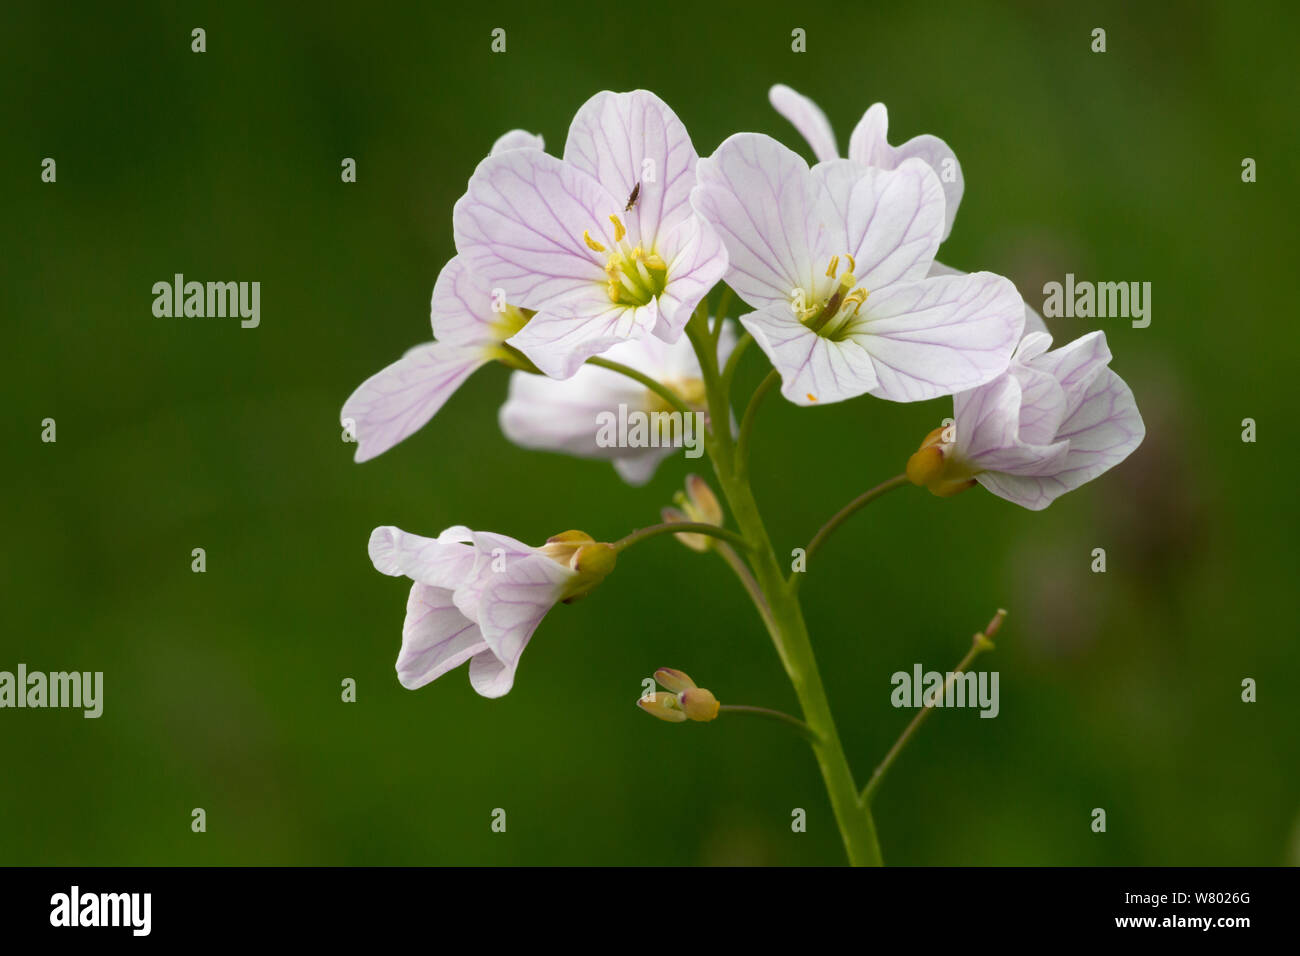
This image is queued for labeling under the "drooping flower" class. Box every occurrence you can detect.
[369,525,615,697]
[453,90,728,379]
[906,330,1145,510]
[341,131,545,463]
[691,133,1024,406]
[497,323,736,485]
[769,84,964,241]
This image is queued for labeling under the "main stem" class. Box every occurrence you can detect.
[689,313,882,866]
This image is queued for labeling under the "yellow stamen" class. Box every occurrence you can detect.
[825,255,840,279]
[845,253,856,272]
[609,214,626,242]
[843,288,869,315]
[583,230,606,253]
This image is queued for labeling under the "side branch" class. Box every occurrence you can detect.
[860,609,1006,804]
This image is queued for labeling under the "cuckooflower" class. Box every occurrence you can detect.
[906,330,1145,510]
[498,324,737,485]
[691,133,1024,406]
[341,130,544,463]
[453,90,728,380]
[369,525,615,697]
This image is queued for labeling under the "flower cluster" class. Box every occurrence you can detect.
[343,86,1144,698]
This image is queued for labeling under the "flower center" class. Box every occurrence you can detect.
[583,214,667,307]
[796,254,869,340]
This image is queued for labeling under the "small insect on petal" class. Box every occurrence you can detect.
[625,181,641,211]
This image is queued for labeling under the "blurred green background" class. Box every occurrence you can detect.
[2,0,1296,865]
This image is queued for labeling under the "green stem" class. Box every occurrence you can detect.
[793,474,910,591]
[710,286,734,349]
[734,369,780,478]
[586,357,693,414]
[687,310,883,865]
[860,611,1004,804]
[719,331,753,400]
[612,521,749,553]
[715,542,774,633]
[719,705,818,742]
[713,463,883,865]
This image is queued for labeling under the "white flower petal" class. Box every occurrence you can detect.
[741,304,879,406]
[768,84,839,163]
[929,260,1047,335]
[429,255,499,345]
[1027,329,1112,417]
[507,299,658,379]
[564,90,700,244]
[341,344,487,462]
[499,361,644,461]
[812,158,945,289]
[955,372,1069,477]
[847,271,1024,402]
[612,450,676,486]
[468,652,515,699]
[453,148,622,312]
[368,525,476,589]
[692,133,824,309]
[460,547,575,696]
[490,129,545,155]
[846,103,891,166]
[396,583,490,689]
[652,215,728,342]
[848,103,964,241]
[974,336,1144,510]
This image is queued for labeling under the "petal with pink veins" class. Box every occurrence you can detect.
[692,133,825,310]
[490,129,545,155]
[848,103,964,242]
[396,583,490,690]
[844,271,1025,402]
[813,157,945,290]
[341,343,488,462]
[368,525,476,590]
[564,90,700,245]
[741,304,879,406]
[453,148,623,312]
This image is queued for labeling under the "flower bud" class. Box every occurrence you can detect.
[666,475,725,551]
[637,691,687,723]
[639,668,722,724]
[679,687,720,722]
[661,507,712,553]
[906,427,977,498]
[684,474,722,526]
[543,532,617,603]
[653,667,697,693]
